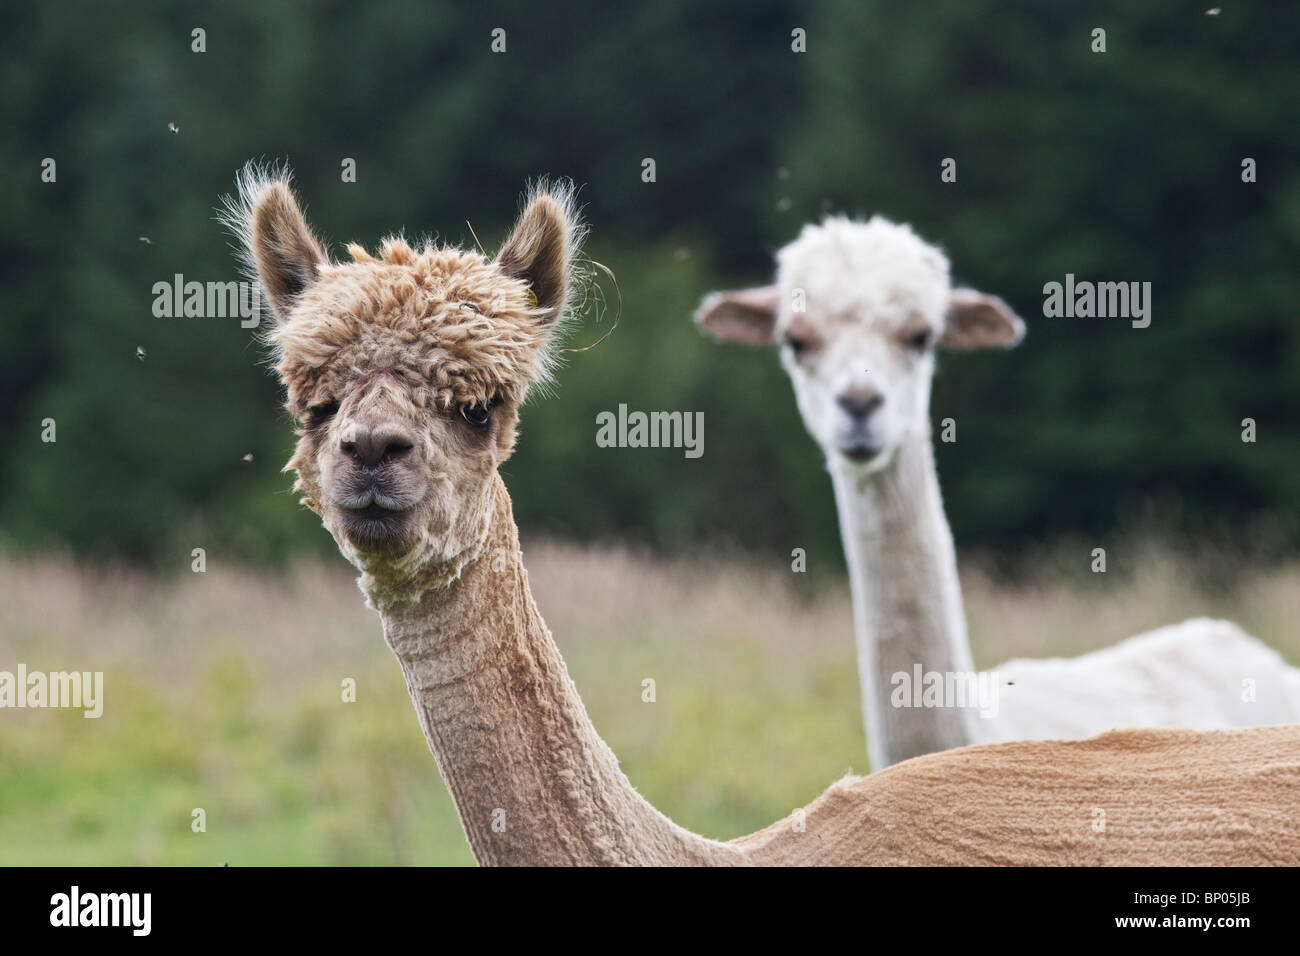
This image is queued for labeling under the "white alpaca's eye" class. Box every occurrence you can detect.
[905,328,933,351]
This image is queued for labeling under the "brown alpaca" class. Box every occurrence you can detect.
[225,163,1300,866]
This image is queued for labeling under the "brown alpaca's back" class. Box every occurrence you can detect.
[737,724,1300,865]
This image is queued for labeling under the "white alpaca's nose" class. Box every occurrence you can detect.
[836,388,884,421]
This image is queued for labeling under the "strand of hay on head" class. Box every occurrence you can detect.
[465,219,489,257]
[561,256,620,353]
[465,219,619,353]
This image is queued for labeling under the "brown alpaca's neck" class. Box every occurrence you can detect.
[370,473,741,866]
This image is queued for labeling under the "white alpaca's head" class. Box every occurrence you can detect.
[696,216,1024,472]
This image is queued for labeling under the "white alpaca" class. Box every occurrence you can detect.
[696,215,1300,769]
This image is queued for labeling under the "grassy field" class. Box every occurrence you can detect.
[1,540,1297,865]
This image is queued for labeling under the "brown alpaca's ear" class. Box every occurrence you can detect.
[939,289,1026,350]
[694,287,780,345]
[496,181,583,324]
[222,164,327,324]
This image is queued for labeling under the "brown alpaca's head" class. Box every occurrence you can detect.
[224,164,583,574]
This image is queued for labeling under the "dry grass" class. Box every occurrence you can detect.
[1,539,1296,864]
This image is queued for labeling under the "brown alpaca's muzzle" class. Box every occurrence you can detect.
[327,414,429,552]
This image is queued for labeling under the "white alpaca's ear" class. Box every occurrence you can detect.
[496,181,583,325]
[940,289,1025,349]
[223,164,328,324]
[694,286,780,345]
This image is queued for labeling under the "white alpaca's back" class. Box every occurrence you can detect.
[978,618,1300,744]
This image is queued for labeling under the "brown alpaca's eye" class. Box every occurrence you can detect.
[461,401,493,427]
[306,401,339,428]
[906,328,933,351]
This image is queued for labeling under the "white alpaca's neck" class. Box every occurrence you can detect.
[830,432,977,768]
[365,474,742,866]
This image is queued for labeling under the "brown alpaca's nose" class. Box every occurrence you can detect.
[837,388,884,420]
[340,421,415,468]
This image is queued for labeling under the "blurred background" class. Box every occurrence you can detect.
[1,1,1297,863]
